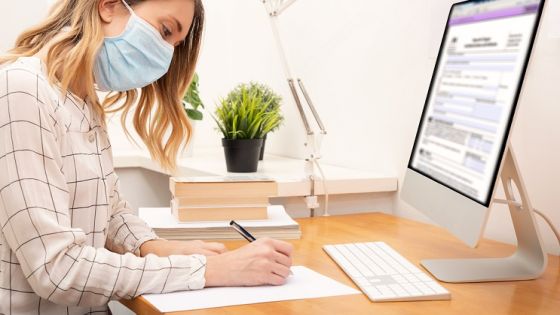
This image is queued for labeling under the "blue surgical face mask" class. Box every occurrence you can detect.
[94,0,174,92]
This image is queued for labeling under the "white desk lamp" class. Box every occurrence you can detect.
[262,0,329,217]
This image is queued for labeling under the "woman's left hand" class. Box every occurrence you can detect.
[139,239,228,257]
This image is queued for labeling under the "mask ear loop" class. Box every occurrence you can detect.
[121,0,135,15]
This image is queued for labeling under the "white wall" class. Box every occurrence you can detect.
[0,1,49,52]
[1,1,558,255]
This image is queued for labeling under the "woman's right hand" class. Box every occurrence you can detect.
[204,238,293,287]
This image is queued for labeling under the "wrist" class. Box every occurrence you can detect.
[139,239,166,257]
[205,255,226,287]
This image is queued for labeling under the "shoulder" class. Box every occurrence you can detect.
[0,57,60,115]
[0,57,63,135]
[1,57,53,96]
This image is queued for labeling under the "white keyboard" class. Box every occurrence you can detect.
[324,242,450,302]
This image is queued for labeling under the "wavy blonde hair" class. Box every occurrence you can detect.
[0,0,204,171]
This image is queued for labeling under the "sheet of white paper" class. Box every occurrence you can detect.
[143,266,360,313]
[139,205,298,229]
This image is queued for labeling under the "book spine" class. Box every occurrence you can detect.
[172,203,269,222]
[172,196,271,207]
[170,182,278,198]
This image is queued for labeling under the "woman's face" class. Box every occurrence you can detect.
[99,0,195,47]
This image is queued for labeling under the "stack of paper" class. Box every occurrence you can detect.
[139,205,301,240]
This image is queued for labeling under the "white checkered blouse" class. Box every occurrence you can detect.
[0,57,206,315]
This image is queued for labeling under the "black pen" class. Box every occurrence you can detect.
[230,220,293,275]
[230,220,257,242]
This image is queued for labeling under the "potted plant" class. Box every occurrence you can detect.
[214,83,284,172]
[182,73,204,156]
[225,82,282,160]
[183,73,205,120]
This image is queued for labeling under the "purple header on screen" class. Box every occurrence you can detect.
[449,4,539,26]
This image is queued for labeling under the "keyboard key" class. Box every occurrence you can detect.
[426,281,449,295]
[354,277,372,287]
[413,282,435,295]
[415,273,433,282]
[401,283,422,296]
[388,284,408,296]
[404,273,420,282]
[376,285,397,298]
[345,267,360,277]
[364,287,384,300]
[391,274,408,284]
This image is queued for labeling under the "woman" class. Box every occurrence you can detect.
[0,0,293,314]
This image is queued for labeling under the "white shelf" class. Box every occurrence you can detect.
[113,148,398,197]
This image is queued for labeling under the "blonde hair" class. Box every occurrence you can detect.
[0,0,205,171]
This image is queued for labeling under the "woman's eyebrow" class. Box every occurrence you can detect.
[171,16,183,33]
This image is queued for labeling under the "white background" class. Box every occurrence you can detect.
[1,0,558,255]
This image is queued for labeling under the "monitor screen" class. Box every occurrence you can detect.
[409,0,543,206]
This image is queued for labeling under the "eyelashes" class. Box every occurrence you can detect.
[161,24,172,38]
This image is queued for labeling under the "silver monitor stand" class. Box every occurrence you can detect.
[421,146,548,283]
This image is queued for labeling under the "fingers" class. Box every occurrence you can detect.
[270,262,291,279]
[255,238,293,257]
[204,242,228,254]
[273,251,292,268]
[253,238,293,269]
[269,239,293,257]
[179,241,227,256]
[199,249,221,256]
[204,238,294,287]
[268,272,288,286]
[264,261,291,286]
[259,239,292,285]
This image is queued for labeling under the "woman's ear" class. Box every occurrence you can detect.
[99,0,130,37]
[98,0,122,23]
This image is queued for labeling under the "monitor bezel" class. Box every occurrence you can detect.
[407,0,545,207]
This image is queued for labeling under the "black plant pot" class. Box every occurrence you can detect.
[259,134,267,161]
[222,138,264,173]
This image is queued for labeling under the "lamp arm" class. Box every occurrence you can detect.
[263,0,330,217]
[288,79,314,135]
[268,10,315,135]
[276,0,298,15]
[298,79,327,134]
[268,11,294,79]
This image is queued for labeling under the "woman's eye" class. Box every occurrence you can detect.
[162,25,172,37]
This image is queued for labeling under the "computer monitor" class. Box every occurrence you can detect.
[401,0,546,282]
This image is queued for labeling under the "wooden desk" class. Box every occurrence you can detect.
[122,213,560,315]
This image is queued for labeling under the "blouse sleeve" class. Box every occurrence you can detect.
[0,69,206,307]
[105,175,161,256]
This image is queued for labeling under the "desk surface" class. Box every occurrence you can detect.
[122,213,560,315]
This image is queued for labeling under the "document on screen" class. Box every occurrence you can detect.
[411,1,540,203]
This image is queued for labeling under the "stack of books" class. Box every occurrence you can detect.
[139,205,301,240]
[170,176,278,222]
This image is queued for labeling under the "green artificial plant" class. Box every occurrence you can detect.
[214,82,284,140]
[182,73,205,121]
